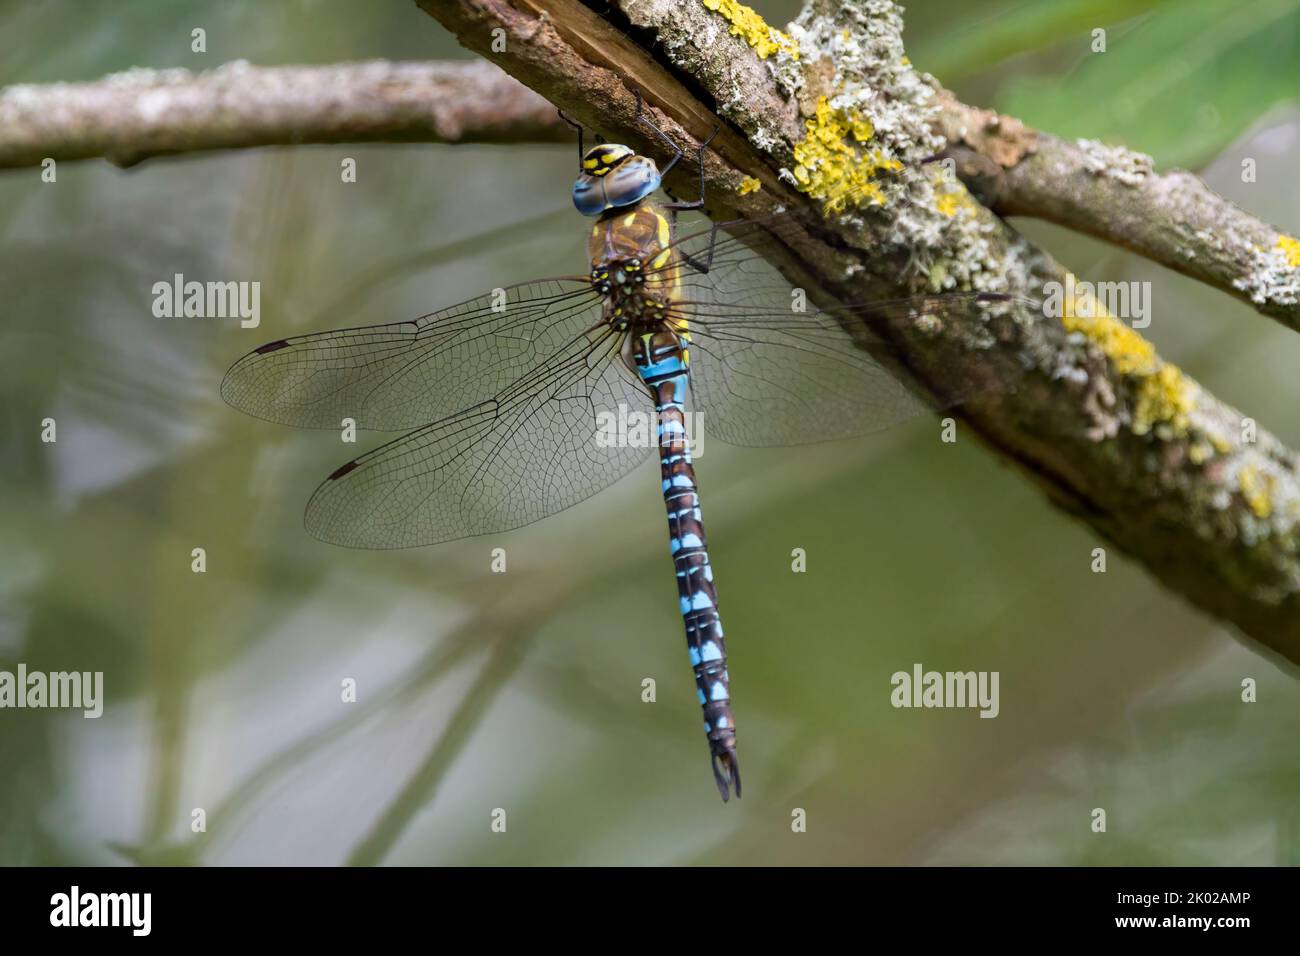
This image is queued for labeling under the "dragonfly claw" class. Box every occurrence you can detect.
[711,749,742,802]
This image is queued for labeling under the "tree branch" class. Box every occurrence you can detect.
[0,59,567,169]
[417,0,1300,666]
[3,43,1292,347]
[938,95,1300,332]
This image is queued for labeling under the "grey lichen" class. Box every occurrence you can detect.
[789,0,944,166]
[1075,137,1153,187]
[1233,237,1300,308]
[783,0,1028,295]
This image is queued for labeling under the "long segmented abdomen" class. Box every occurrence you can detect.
[632,329,740,802]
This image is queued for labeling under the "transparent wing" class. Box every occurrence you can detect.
[221,278,600,430]
[683,301,926,445]
[303,325,655,549]
[680,290,1024,446]
[654,216,1031,446]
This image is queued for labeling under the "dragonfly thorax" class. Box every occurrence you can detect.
[591,256,646,294]
[594,255,671,332]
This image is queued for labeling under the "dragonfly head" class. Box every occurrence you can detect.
[573,144,661,216]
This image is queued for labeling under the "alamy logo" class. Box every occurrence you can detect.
[1041,274,1151,328]
[594,404,705,457]
[0,664,102,718]
[50,886,151,936]
[890,663,999,718]
[151,273,261,328]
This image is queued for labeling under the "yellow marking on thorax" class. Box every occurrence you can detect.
[654,212,671,248]
[641,209,686,339]
[594,204,692,349]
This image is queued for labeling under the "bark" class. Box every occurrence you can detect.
[0,59,567,168]
[939,96,1300,331]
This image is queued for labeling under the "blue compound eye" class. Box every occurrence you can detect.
[572,150,661,216]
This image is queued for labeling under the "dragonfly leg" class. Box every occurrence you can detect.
[678,221,723,276]
[662,125,719,213]
[632,88,683,177]
[632,87,720,209]
[631,89,722,204]
[557,108,584,161]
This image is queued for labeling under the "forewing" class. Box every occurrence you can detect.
[222,278,601,430]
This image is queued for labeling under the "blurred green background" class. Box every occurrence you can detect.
[1,0,1298,865]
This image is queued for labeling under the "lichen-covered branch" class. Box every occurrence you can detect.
[3,43,1293,352]
[937,96,1300,332]
[418,0,1300,666]
[0,59,567,169]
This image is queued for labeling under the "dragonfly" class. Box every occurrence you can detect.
[222,96,1026,802]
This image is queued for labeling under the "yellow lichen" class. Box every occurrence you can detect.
[1132,365,1192,438]
[700,0,799,60]
[1060,275,1194,436]
[1277,234,1300,268]
[933,183,978,218]
[934,191,961,217]
[738,176,762,195]
[1238,463,1275,518]
[790,96,903,215]
[929,165,978,218]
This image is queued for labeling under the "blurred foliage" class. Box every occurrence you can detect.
[0,0,1298,866]
[911,0,1166,80]
[911,0,1300,168]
